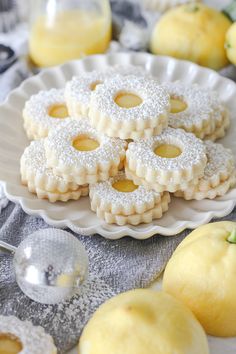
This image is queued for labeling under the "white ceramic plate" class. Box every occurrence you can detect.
[0,53,235,239]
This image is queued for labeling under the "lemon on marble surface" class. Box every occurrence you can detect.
[150,3,231,70]
[163,221,236,337]
[78,289,209,354]
[225,22,236,65]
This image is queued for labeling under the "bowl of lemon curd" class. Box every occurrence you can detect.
[29,0,112,68]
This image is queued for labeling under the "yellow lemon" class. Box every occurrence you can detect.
[163,221,236,337]
[150,3,231,70]
[225,22,236,65]
[78,289,209,354]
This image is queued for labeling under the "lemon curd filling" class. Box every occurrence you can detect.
[90,81,102,91]
[112,179,138,192]
[170,98,187,113]
[72,136,100,151]
[155,144,182,158]
[0,334,23,354]
[48,104,69,119]
[115,92,143,108]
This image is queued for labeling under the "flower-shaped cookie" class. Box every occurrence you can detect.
[126,127,207,191]
[65,65,149,118]
[45,120,127,184]
[174,140,236,200]
[125,165,199,193]
[89,75,170,139]
[20,139,88,202]
[162,81,229,139]
[0,316,57,354]
[23,88,71,140]
[203,114,230,141]
[90,171,170,225]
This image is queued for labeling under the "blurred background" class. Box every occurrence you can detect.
[0,0,235,86]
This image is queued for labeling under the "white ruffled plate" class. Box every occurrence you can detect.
[0,53,235,239]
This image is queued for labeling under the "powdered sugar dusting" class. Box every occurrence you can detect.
[0,263,119,354]
[45,120,127,170]
[127,127,206,171]
[23,89,71,129]
[90,75,170,121]
[65,70,115,108]
[201,141,234,180]
[90,171,162,208]
[21,140,64,182]
[0,315,56,354]
[163,81,226,129]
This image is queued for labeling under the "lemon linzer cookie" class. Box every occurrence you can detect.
[125,127,207,193]
[45,119,127,185]
[0,315,57,354]
[89,171,170,225]
[175,140,236,200]
[23,88,71,140]
[203,113,230,142]
[20,139,88,202]
[65,70,114,118]
[65,65,147,118]
[89,75,170,140]
[162,81,229,140]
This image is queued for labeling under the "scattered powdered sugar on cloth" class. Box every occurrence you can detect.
[0,252,118,353]
[0,203,189,353]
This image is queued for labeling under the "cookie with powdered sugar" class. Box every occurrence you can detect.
[89,75,170,140]
[23,89,72,140]
[125,164,199,193]
[96,192,170,226]
[89,171,170,225]
[20,139,88,203]
[126,127,207,191]
[162,81,229,139]
[203,113,230,142]
[45,119,127,185]
[65,65,148,118]
[174,141,236,200]
[0,315,57,354]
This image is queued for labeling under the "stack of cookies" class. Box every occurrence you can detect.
[21,64,236,226]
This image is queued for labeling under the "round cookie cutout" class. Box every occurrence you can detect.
[89,171,170,225]
[65,70,114,118]
[23,88,71,140]
[78,289,209,354]
[65,65,148,118]
[45,120,127,185]
[126,127,207,186]
[162,81,228,137]
[89,75,170,140]
[0,315,57,354]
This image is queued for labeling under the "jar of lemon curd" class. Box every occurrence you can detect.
[29,0,112,67]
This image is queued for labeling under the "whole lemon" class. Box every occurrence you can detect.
[163,221,236,337]
[78,289,209,354]
[225,22,236,65]
[150,3,231,70]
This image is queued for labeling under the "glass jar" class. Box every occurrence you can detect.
[29,0,112,67]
